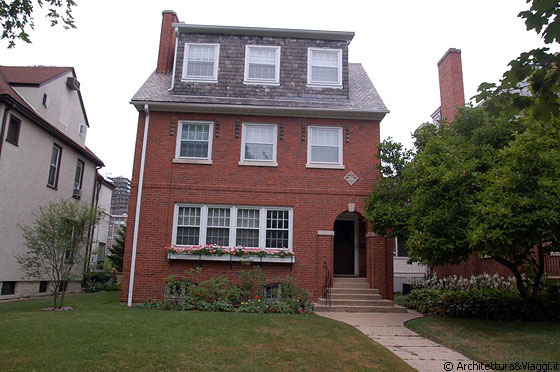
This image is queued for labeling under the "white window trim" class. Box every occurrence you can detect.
[307,47,343,88]
[243,45,281,86]
[239,123,278,167]
[182,43,220,82]
[394,237,409,258]
[306,126,344,169]
[174,120,214,164]
[172,204,293,250]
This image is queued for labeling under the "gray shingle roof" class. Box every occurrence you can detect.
[131,63,388,119]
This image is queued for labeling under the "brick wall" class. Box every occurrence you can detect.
[120,111,391,303]
[173,33,350,101]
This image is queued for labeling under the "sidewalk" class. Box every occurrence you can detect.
[316,311,476,372]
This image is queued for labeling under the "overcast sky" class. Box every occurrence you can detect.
[2,0,556,178]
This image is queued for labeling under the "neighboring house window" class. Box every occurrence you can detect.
[393,237,408,258]
[39,281,48,293]
[182,43,219,81]
[6,115,21,146]
[1,281,16,296]
[79,123,87,137]
[307,48,342,87]
[307,126,343,167]
[173,204,293,250]
[244,45,281,85]
[73,159,84,192]
[175,121,213,161]
[240,124,277,165]
[47,144,62,188]
[96,243,106,270]
[42,93,49,108]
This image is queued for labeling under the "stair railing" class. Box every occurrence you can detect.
[321,261,332,306]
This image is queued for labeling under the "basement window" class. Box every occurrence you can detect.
[1,281,16,296]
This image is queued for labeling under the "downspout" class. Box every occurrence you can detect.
[0,104,13,161]
[84,166,102,274]
[128,104,150,307]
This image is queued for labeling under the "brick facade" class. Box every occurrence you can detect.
[122,12,391,304]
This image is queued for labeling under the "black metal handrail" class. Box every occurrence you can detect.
[321,261,332,306]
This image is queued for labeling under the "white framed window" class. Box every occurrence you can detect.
[393,237,408,258]
[240,123,277,166]
[307,126,344,168]
[175,121,213,164]
[73,159,84,192]
[172,204,293,250]
[47,144,62,188]
[182,43,220,82]
[244,45,281,85]
[307,48,342,87]
[79,123,87,137]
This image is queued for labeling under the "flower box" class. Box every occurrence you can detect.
[166,244,295,264]
[167,253,295,263]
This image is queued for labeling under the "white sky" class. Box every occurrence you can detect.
[2,0,556,178]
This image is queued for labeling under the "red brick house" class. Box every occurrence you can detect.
[120,10,397,307]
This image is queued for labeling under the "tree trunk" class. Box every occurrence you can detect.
[52,288,58,309]
[493,256,530,301]
[59,283,66,309]
[531,244,545,302]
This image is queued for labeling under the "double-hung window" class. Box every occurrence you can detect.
[182,43,219,82]
[307,126,343,168]
[47,144,62,188]
[244,45,281,85]
[175,121,213,163]
[240,124,277,165]
[6,115,21,146]
[173,204,292,250]
[307,48,342,87]
[74,160,84,190]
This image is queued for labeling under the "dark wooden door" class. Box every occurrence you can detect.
[334,220,354,275]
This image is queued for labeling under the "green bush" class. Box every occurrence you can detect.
[144,267,313,314]
[402,287,560,321]
[82,271,119,292]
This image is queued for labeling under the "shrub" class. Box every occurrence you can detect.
[402,278,560,321]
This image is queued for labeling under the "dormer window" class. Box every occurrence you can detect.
[244,45,280,85]
[42,93,49,108]
[182,43,219,82]
[307,48,342,87]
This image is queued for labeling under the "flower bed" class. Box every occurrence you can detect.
[167,245,295,262]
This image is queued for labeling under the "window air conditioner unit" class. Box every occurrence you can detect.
[72,188,82,199]
[66,77,80,91]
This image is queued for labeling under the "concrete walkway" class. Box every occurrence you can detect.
[316,311,476,372]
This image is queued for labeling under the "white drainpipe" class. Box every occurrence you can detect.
[127,104,150,307]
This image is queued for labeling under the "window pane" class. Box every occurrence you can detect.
[74,161,83,189]
[266,230,289,248]
[245,126,274,144]
[312,50,339,67]
[177,227,199,245]
[311,146,339,163]
[249,47,276,64]
[206,228,229,246]
[237,209,259,228]
[248,64,275,80]
[48,146,60,186]
[179,123,210,158]
[177,207,200,226]
[245,143,273,160]
[236,229,259,247]
[311,128,339,146]
[312,66,338,82]
[207,208,230,227]
[186,45,216,78]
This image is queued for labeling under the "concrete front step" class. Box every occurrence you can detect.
[314,304,408,313]
[330,293,382,300]
[332,282,371,289]
[318,298,396,306]
[333,277,369,283]
[330,288,379,295]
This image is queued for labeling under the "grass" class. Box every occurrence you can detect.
[406,317,560,369]
[0,292,414,372]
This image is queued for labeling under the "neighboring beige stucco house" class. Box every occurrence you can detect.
[0,66,106,299]
[89,175,115,271]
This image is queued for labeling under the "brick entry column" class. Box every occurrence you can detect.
[366,232,394,300]
[316,230,334,301]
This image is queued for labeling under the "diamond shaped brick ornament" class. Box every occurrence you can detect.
[344,171,358,185]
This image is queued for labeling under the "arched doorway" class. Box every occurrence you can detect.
[333,212,365,277]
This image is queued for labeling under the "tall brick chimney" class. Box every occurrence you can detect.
[437,48,465,122]
[156,10,179,74]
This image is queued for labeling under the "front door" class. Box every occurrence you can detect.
[334,220,355,275]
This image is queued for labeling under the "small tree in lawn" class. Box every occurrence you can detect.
[108,225,125,273]
[18,200,101,309]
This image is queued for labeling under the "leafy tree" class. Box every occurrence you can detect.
[18,200,101,309]
[108,225,125,273]
[1,0,76,48]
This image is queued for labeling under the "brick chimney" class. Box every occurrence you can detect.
[437,48,465,123]
[156,10,179,74]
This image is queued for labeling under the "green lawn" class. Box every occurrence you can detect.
[406,317,560,368]
[0,292,413,372]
